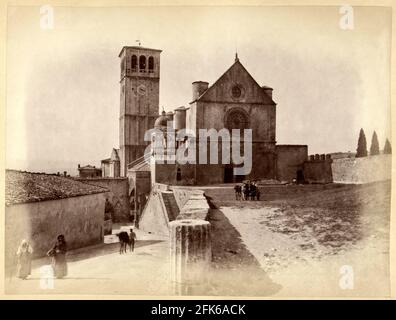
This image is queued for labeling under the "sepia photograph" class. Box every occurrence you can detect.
[1,1,394,299]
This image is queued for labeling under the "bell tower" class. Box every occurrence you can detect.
[119,46,162,176]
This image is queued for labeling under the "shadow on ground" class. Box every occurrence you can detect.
[203,196,281,296]
[20,240,164,273]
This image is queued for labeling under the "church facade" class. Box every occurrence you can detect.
[184,54,278,184]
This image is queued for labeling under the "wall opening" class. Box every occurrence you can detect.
[148,56,154,72]
[131,55,137,71]
[224,167,233,183]
[120,58,125,77]
[296,170,304,184]
[139,56,146,72]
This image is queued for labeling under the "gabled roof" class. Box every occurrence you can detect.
[192,58,276,105]
[5,170,107,206]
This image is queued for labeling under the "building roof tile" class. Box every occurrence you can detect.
[5,170,107,206]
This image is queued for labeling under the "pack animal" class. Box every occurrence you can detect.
[117,231,130,254]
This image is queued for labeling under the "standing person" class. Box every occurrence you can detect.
[16,239,33,280]
[104,198,114,221]
[47,234,68,279]
[250,183,257,200]
[244,181,251,201]
[256,183,261,201]
[129,228,137,252]
[234,184,241,200]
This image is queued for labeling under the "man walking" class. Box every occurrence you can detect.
[129,228,137,252]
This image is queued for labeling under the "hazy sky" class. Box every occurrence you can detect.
[6,5,392,175]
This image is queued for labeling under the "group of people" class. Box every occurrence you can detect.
[15,234,68,280]
[234,181,261,201]
[16,228,138,280]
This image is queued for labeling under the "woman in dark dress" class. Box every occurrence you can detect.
[47,234,68,279]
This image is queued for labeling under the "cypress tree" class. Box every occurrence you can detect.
[356,128,367,158]
[384,138,392,154]
[370,131,380,155]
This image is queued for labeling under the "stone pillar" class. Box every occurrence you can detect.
[169,219,211,295]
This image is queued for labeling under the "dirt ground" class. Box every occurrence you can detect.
[5,229,171,296]
[204,181,391,297]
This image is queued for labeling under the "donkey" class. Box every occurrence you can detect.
[117,231,130,254]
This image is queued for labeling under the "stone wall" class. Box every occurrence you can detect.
[5,192,106,274]
[128,171,151,197]
[139,190,170,236]
[276,145,308,182]
[171,187,193,210]
[75,177,129,222]
[331,154,392,184]
[127,170,151,222]
[303,154,333,183]
[177,190,210,220]
[139,184,212,294]
[140,185,210,235]
[154,162,196,185]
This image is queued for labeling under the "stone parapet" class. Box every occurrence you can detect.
[177,190,210,220]
[169,219,211,295]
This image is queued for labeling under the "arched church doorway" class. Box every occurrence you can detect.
[224,165,245,183]
[224,167,233,183]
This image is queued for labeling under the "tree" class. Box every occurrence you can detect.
[356,128,367,157]
[370,131,380,155]
[384,138,392,154]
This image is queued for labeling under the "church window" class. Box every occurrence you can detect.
[139,56,146,72]
[226,108,249,130]
[148,56,154,72]
[131,55,137,71]
[231,85,242,98]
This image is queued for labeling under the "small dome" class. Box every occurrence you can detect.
[154,110,170,128]
[174,106,187,111]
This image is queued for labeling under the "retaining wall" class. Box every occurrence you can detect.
[331,154,391,184]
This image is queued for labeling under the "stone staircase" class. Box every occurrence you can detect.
[161,192,180,222]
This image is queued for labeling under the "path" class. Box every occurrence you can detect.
[6,228,171,296]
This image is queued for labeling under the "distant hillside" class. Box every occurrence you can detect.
[328,152,356,159]
[328,150,388,159]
